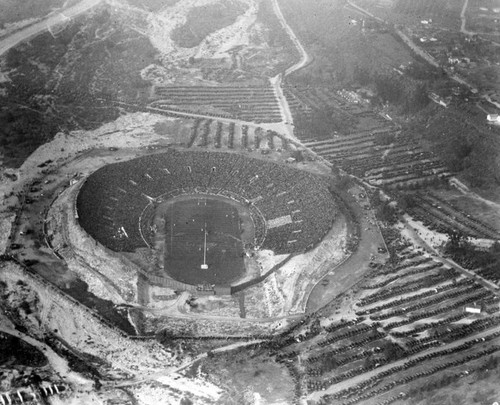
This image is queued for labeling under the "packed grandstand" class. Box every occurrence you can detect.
[76,150,338,255]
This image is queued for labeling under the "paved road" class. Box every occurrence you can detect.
[306,188,387,312]
[0,0,103,57]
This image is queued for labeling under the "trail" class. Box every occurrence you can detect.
[269,0,312,141]
[0,0,103,57]
[109,339,265,388]
[460,0,472,35]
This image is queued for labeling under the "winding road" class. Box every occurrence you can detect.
[0,0,103,58]
[269,0,312,141]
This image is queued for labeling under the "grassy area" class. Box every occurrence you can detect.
[170,0,248,48]
[279,0,415,87]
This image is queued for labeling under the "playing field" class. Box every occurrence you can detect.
[163,197,246,286]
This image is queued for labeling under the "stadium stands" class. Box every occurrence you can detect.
[76,150,337,254]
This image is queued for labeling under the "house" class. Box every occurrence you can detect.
[487,114,500,124]
[464,305,481,314]
[428,92,450,108]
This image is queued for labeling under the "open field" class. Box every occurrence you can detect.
[163,197,245,286]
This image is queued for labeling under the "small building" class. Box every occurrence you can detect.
[487,114,500,124]
[464,305,481,314]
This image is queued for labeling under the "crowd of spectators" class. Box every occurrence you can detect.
[76,150,337,254]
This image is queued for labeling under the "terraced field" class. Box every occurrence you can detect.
[151,85,283,123]
[304,132,450,190]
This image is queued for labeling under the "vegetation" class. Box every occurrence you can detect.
[0,333,47,367]
[444,233,500,276]
[406,106,500,189]
[63,279,135,335]
[294,107,358,137]
[0,5,158,167]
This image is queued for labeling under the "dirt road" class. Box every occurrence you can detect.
[269,0,312,141]
[271,0,311,76]
[0,0,102,57]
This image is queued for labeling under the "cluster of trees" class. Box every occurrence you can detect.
[294,107,357,138]
[0,5,160,167]
[372,74,430,114]
[403,104,500,189]
[444,230,500,274]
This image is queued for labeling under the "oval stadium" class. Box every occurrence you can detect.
[76,149,338,289]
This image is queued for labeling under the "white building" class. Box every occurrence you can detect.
[487,114,500,124]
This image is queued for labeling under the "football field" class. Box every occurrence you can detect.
[164,197,246,286]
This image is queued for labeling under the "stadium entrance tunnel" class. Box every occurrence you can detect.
[76,149,338,290]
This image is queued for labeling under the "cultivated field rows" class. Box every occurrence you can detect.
[304,132,451,190]
[151,85,283,123]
